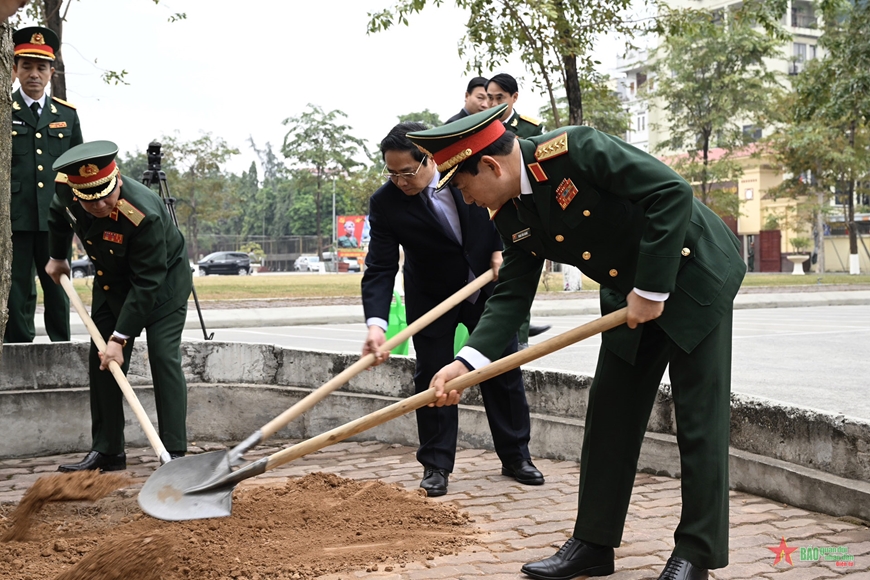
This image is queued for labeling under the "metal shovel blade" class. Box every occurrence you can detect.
[138,451,234,521]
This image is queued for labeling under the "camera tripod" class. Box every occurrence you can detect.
[142,141,213,340]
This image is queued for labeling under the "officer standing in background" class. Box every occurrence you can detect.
[445,76,490,123]
[5,26,83,343]
[486,73,549,347]
[45,141,191,472]
[419,106,745,580]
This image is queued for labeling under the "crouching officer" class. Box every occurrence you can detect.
[44,141,192,472]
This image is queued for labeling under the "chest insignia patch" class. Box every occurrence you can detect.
[65,207,77,224]
[12,120,24,125]
[49,121,67,129]
[512,228,531,243]
[555,178,579,210]
[103,231,124,244]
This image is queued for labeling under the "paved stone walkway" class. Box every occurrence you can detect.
[1,441,868,579]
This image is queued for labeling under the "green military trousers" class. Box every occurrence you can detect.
[88,300,189,455]
[5,231,70,342]
[573,307,733,570]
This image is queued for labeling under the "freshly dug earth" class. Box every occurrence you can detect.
[0,472,476,580]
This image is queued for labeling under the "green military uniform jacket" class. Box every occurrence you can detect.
[48,176,191,337]
[504,110,543,139]
[11,89,83,232]
[468,127,746,364]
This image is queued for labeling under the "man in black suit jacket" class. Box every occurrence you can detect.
[361,121,543,497]
[445,76,490,124]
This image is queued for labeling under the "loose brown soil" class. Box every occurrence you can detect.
[0,472,476,580]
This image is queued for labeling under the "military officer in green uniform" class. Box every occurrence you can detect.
[418,106,745,580]
[486,73,549,347]
[44,141,192,472]
[5,26,83,343]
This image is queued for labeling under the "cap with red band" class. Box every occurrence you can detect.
[53,140,121,201]
[13,27,59,62]
[407,104,509,190]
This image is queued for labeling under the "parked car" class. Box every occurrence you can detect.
[293,255,320,272]
[197,251,251,276]
[70,256,95,278]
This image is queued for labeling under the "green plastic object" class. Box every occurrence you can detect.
[386,291,410,355]
[453,323,469,355]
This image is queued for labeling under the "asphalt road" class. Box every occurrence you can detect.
[178,304,870,422]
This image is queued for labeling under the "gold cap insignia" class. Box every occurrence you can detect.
[79,164,100,177]
[414,144,433,157]
[31,33,46,45]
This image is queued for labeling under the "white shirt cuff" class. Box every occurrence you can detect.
[112,331,130,340]
[633,288,669,302]
[366,317,388,332]
[456,346,491,370]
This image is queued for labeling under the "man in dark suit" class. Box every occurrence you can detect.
[45,141,191,471]
[445,76,490,123]
[6,26,83,343]
[419,106,745,580]
[361,121,543,497]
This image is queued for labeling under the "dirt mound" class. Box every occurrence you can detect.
[0,472,476,579]
[2,472,132,542]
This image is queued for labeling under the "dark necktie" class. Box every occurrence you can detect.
[30,102,41,124]
[423,187,460,245]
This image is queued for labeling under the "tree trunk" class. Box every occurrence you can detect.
[0,23,13,354]
[563,53,583,126]
[847,121,858,273]
[815,190,825,274]
[315,173,323,259]
[43,0,66,100]
[543,69,561,128]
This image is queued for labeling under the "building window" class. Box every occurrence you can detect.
[743,125,762,142]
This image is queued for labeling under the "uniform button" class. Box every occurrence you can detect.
[37,182,44,188]
[555,234,565,242]
[89,255,96,260]
[59,133,64,138]
[582,251,591,260]
[681,247,691,256]
[103,285,110,291]
[531,251,537,257]
[86,240,93,245]
[109,249,114,255]
[583,210,591,217]
[609,269,618,277]
[11,130,17,136]
[35,132,42,138]
[36,148,42,154]
[37,165,43,171]
[97,270,103,276]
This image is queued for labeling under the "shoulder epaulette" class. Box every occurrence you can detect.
[519,114,541,126]
[534,132,568,162]
[117,198,145,226]
[51,96,77,110]
[55,172,68,184]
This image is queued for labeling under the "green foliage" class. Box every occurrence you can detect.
[398,109,442,128]
[538,76,630,136]
[240,241,265,263]
[650,6,783,218]
[790,236,810,252]
[368,0,642,127]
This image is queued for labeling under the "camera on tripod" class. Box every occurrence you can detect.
[147,141,163,172]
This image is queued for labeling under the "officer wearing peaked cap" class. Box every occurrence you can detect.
[5,26,83,343]
[418,105,745,580]
[44,141,192,472]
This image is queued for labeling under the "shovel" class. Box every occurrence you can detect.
[138,270,495,511]
[138,307,627,521]
[60,274,171,465]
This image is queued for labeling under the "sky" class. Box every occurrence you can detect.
[16,0,626,175]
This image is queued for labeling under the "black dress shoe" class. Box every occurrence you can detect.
[502,459,545,485]
[58,451,126,473]
[521,537,614,580]
[528,324,552,337]
[420,466,449,497]
[656,557,708,580]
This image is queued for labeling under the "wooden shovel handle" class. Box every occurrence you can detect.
[260,269,495,439]
[264,307,628,472]
[60,274,170,463]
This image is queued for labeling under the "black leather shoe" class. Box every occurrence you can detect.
[656,557,708,580]
[502,459,545,485]
[521,537,614,580]
[58,451,126,473]
[420,466,449,497]
[528,324,552,337]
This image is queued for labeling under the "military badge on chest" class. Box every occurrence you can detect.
[103,231,124,244]
[512,228,531,243]
[555,178,579,210]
